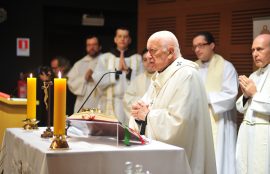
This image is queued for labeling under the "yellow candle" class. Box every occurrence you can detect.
[53,72,66,135]
[27,73,36,119]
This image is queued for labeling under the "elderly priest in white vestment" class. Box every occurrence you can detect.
[130,30,217,174]
[236,34,270,174]
[193,31,238,174]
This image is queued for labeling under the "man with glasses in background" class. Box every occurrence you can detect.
[192,31,238,174]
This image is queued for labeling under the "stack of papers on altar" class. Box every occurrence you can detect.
[67,111,147,144]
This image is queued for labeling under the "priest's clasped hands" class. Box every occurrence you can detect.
[239,75,257,98]
[118,51,130,73]
[131,101,149,121]
[85,69,94,82]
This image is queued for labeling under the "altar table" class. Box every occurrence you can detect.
[0,128,191,174]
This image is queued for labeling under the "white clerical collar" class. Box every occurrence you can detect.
[258,64,269,75]
[201,61,210,68]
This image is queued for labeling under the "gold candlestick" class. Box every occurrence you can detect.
[50,135,69,149]
[23,73,39,130]
[50,72,69,149]
[23,118,39,130]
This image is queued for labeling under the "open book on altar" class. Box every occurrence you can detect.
[67,111,147,145]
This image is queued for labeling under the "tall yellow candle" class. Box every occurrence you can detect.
[53,72,66,135]
[27,73,36,119]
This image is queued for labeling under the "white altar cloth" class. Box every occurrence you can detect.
[0,128,191,174]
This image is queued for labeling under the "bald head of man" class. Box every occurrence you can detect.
[146,31,182,72]
[252,34,270,68]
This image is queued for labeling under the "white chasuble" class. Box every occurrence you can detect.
[67,55,100,113]
[123,71,153,121]
[130,57,217,174]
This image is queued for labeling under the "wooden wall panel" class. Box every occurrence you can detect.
[146,17,177,39]
[231,8,270,45]
[230,53,253,76]
[185,13,220,47]
[145,0,176,4]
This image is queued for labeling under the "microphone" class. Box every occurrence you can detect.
[76,71,122,113]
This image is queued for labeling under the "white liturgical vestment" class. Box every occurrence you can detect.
[123,71,153,121]
[129,57,217,174]
[196,54,238,174]
[92,49,143,124]
[67,54,100,113]
[236,64,270,174]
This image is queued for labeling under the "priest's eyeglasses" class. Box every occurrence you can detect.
[192,43,210,51]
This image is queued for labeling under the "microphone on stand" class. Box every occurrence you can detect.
[66,70,122,133]
[76,71,122,113]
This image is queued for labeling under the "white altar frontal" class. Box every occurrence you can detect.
[0,128,191,174]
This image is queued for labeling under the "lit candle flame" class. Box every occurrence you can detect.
[58,71,62,78]
[30,73,33,78]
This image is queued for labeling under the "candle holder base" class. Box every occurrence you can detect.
[41,127,54,138]
[23,119,39,130]
[50,135,69,150]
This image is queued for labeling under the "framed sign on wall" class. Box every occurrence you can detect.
[253,16,270,38]
[16,38,30,57]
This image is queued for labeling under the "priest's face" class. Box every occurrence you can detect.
[86,37,101,58]
[147,39,171,72]
[114,29,131,51]
[51,59,60,75]
[252,34,270,68]
[192,35,215,62]
[142,52,155,73]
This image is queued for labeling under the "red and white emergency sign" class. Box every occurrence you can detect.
[16,38,30,56]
